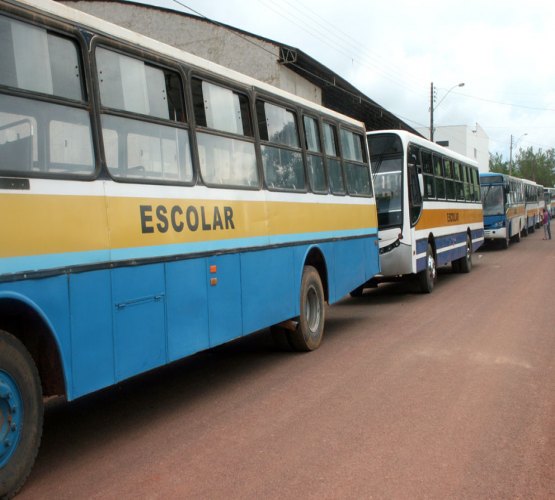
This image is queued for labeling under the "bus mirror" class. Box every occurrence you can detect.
[418,173,424,194]
[504,185,510,194]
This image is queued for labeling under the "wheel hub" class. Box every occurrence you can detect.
[305,285,321,335]
[0,372,22,466]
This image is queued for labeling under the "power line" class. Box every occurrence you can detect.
[170,0,424,128]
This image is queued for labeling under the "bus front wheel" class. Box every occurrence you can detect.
[0,330,43,499]
[418,244,436,293]
[288,266,325,351]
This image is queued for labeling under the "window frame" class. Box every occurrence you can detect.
[0,11,98,180]
[339,125,373,198]
[255,95,306,193]
[323,120,346,196]
[190,74,259,190]
[301,112,328,195]
[92,39,194,186]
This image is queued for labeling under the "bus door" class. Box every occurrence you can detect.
[407,145,423,229]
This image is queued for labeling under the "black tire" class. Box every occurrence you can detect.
[288,266,325,351]
[452,259,461,273]
[0,330,43,499]
[457,235,473,273]
[500,232,509,249]
[417,244,436,294]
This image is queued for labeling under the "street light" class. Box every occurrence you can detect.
[509,133,527,176]
[429,82,465,142]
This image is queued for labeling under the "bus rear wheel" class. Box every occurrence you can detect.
[417,244,436,294]
[288,266,325,351]
[0,330,43,499]
[457,235,473,273]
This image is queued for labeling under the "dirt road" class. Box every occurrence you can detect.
[18,230,555,499]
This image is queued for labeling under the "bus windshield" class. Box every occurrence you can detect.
[481,184,505,216]
[372,156,403,229]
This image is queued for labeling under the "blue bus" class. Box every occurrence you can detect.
[479,172,526,248]
[0,0,380,495]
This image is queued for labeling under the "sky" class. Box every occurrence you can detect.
[133,0,554,160]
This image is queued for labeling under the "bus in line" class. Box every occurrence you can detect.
[522,178,544,233]
[544,187,555,218]
[358,130,484,294]
[0,0,380,495]
[479,172,526,248]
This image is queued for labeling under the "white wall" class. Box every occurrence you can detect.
[416,123,490,172]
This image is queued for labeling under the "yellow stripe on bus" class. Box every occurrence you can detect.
[2,194,377,258]
[415,208,483,231]
[506,206,526,217]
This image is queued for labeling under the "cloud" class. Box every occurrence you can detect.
[141,0,555,157]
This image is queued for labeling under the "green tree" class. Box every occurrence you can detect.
[515,147,555,187]
[489,152,509,174]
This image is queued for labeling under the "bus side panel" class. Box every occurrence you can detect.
[331,237,366,304]
[70,270,115,398]
[206,253,242,347]
[435,233,464,266]
[472,228,485,251]
[112,263,166,381]
[241,247,295,335]
[165,258,210,362]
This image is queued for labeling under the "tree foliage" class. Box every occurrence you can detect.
[489,147,555,187]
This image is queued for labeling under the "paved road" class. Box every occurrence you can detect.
[19,230,554,499]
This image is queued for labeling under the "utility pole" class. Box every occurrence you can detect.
[429,82,434,142]
[509,133,527,177]
[509,134,513,176]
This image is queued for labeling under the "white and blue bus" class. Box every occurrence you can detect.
[0,0,380,495]
[522,178,544,233]
[479,172,526,248]
[544,187,555,218]
[361,131,484,294]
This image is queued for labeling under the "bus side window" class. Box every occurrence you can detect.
[303,115,327,194]
[433,154,446,200]
[453,162,465,200]
[257,100,305,191]
[444,159,456,200]
[0,16,94,177]
[192,78,258,188]
[421,150,435,199]
[472,168,481,201]
[340,128,372,197]
[323,122,345,195]
[96,47,192,184]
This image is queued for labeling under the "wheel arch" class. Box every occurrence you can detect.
[303,246,329,303]
[0,293,66,399]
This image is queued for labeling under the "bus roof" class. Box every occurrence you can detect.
[10,0,365,129]
[367,129,479,168]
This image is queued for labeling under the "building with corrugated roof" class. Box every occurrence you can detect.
[59,0,420,135]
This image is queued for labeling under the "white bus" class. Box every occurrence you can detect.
[360,130,484,294]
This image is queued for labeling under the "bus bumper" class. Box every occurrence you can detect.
[484,227,507,240]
